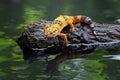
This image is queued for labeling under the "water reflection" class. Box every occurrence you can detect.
[46,53,86,74]
[103,55,120,60]
[46,53,107,80]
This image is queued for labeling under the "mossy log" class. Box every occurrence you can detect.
[16,20,120,63]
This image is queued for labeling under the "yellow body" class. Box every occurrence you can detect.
[44,15,93,42]
[53,16,69,31]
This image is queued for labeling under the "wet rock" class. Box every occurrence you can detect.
[16,20,120,62]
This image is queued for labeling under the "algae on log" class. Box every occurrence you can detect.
[16,20,120,62]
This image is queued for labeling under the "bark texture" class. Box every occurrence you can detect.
[16,20,120,62]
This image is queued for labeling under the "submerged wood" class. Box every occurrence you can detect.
[16,20,120,63]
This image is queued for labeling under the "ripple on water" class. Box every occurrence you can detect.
[103,55,120,60]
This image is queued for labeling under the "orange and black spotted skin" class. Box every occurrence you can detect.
[44,15,94,42]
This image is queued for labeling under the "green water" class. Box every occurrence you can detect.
[0,0,120,80]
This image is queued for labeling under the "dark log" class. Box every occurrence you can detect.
[16,20,120,63]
